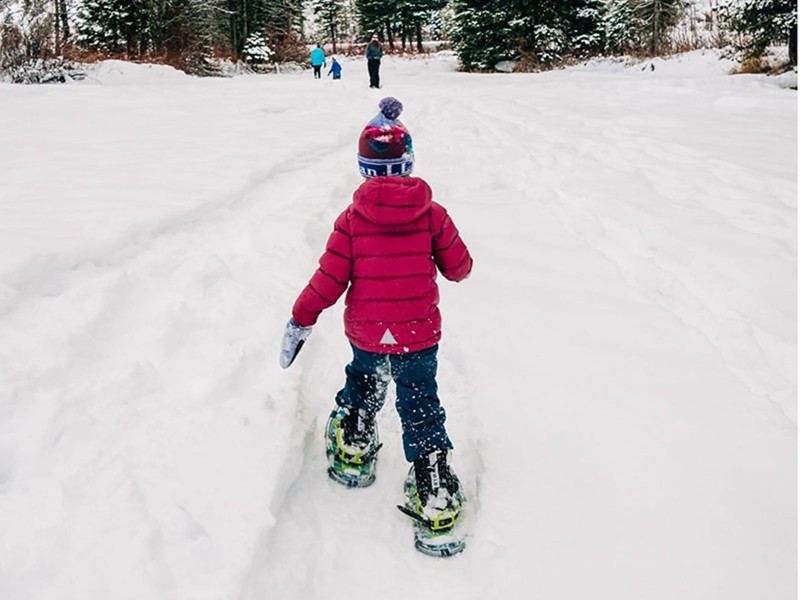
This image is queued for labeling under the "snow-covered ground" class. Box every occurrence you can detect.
[0,51,795,600]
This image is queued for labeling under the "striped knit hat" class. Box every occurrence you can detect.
[357,97,414,178]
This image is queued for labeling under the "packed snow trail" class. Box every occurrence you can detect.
[0,75,388,598]
[0,54,795,600]
[242,58,795,599]
[240,85,488,598]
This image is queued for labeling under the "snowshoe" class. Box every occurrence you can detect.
[397,449,466,557]
[325,405,381,488]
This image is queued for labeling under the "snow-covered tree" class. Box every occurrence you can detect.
[632,0,690,55]
[720,0,797,64]
[352,0,444,49]
[396,0,448,51]
[73,0,228,63]
[75,0,148,56]
[256,0,306,61]
[605,0,643,54]
[446,1,514,70]
[448,0,609,70]
[1,0,54,61]
[1,10,26,68]
[243,30,273,62]
[312,0,352,52]
[569,0,606,56]
[355,0,391,40]
[0,0,81,81]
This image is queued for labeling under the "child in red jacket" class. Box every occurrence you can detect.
[280,98,472,536]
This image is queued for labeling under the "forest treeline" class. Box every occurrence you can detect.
[0,0,795,77]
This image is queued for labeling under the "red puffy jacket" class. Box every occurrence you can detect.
[292,176,472,354]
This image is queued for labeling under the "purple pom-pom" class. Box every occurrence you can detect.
[379,97,403,121]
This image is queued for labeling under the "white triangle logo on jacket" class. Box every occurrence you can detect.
[380,328,397,345]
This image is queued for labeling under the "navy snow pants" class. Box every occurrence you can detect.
[367,58,381,88]
[336,343,452,462]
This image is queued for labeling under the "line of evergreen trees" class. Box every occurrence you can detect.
[0,0,796,75]
[447,0,796,70]
[72,1,309,64]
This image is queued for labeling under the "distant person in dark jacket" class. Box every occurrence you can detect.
[365,35,383,88]
[328,56,342,80]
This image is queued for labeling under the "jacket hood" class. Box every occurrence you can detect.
[352,176,432,225]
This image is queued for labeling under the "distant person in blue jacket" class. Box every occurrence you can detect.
[328,56,342,80]
[310,44,326,79]
[365,35,383,88]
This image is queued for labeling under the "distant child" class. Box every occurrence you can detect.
[280,97,472,530]
[327,56,342,80]
[310,43,326,79]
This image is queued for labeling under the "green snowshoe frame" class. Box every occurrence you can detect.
[400,467,464,532]
[325,406,382,488]
[398,468,467,557]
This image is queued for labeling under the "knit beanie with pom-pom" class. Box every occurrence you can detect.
[357,97,414,178]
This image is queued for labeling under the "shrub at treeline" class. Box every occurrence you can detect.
[0,0,796,75]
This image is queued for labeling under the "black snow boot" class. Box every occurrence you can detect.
[410,449,463,528]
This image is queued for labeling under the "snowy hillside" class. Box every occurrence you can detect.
[0,51,795,600]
